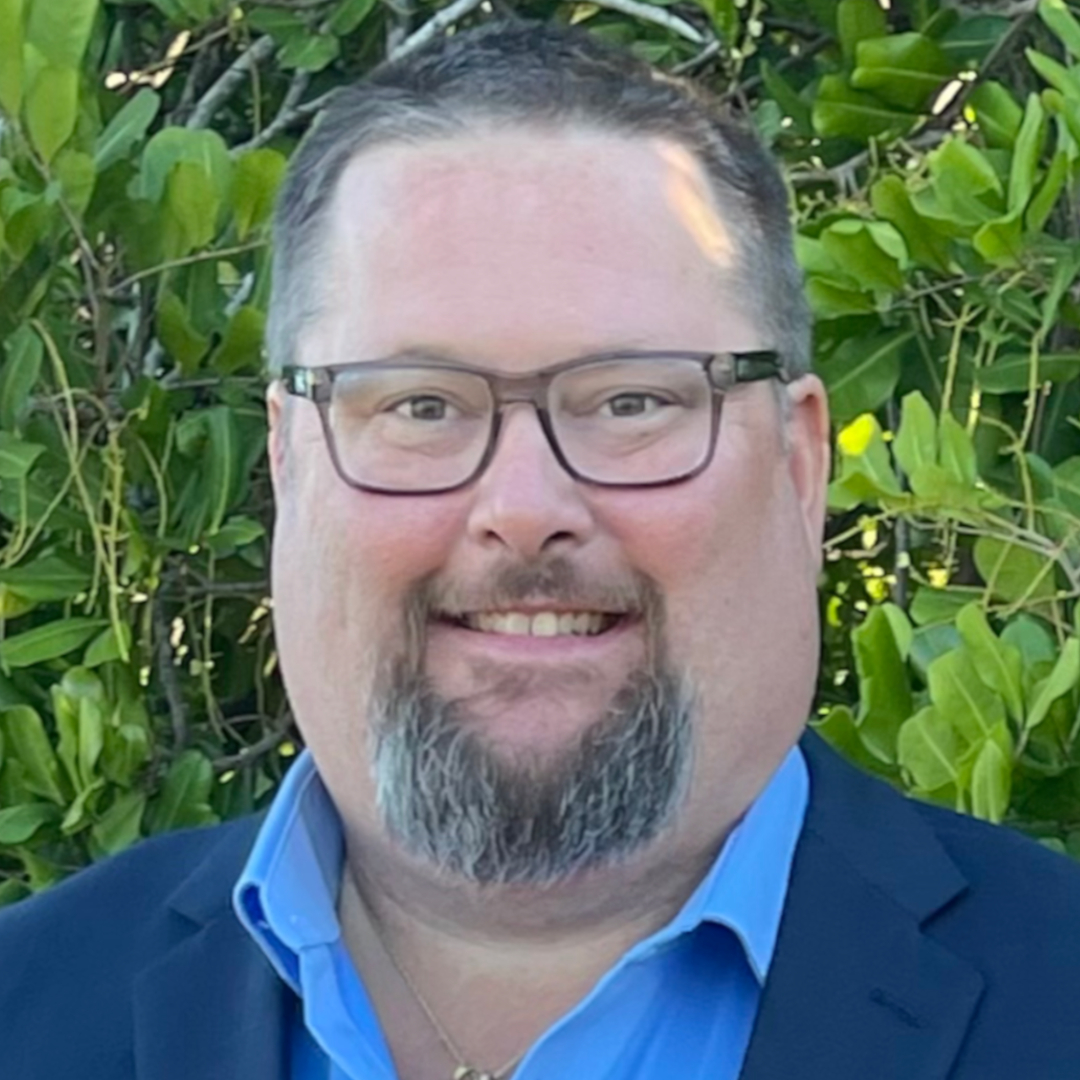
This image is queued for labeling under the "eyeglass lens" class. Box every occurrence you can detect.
[326,356,717,491]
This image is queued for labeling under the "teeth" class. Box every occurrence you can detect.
[462,611,613,636]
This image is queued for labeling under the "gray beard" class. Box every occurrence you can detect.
[370,651,695,887]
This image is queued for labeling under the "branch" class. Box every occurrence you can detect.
[233,70,311,153]
[212,710,297,774]
[588,0,707,45]
[154,599,190,751]
[186,35,276,130]
[390,0,487,59]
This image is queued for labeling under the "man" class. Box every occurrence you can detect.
[3,16,1080,1080]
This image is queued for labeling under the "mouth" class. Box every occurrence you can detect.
[438,610,628,638]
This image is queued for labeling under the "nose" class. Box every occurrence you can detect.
[464,404,596,560]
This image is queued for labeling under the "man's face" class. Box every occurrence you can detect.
[268,128,829,884]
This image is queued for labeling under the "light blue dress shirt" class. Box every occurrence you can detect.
[234,744,809,1080]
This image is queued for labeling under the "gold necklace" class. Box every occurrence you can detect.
[372,919,528,1080]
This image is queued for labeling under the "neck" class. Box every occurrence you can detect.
[335,818,733,1079]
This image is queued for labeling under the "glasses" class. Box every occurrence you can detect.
[281,349,787,495]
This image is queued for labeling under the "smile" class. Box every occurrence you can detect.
[447,611,624,637]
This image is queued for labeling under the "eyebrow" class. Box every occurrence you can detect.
[381,339,657,364]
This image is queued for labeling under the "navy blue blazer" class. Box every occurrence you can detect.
[3,730,1080,1079]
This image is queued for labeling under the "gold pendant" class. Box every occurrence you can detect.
[453,1069,493,1080]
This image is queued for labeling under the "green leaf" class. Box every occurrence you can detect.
[1009,93,1047,213]
[0,617,109,669]
[279,32,340,72]
[0,0,25,116]
[938,412,977,487]
[893,390,938,477]
[898,706,961,792]
[976,351,1080,393]
[831,413,904,506]
[974,536,1057,606]
[836,0,887,63]
[812,74,915,141]
[245,6,306,40]
[53,149,96,217]
[1025,637,1080,731]
[973,210,1025,266]
[232,148,286,241]
[212,304,266,375]
[853,605,914,763]
[76,696,104,790]
[25,0,97,68]
[928,648,1006,744]
[100,723,150,787]
[852,33,953,112]
[1027,148,1069,232]
[970,738,1012,823]
[1039,0,1080,60]
[91,790,146,856]
[1026,47,1080,97]
[327,0,376,35]
[870,175,952,270]
[819,219,907,292]
[163,160,219,256]
[759,60,813,135]
[134,127,232,205]
[60,776,104,835]
[94,88,161,172]
[968,80,1024,149]
[0,324,43,430]
[205,405,240,535]
[956,604,1025,720]
[25,63,79,163]
[146,749,217,834]
[939,15,1011,66]
[82,623,132,667]
[929,137,1003,199]
[0,554,92,601]
[0,431,45,479]
[156,291,210,374]
[817,330,911,424]
[0,705,65,803]
[0,802,59,844]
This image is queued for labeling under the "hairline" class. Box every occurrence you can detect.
[267,119,809,381]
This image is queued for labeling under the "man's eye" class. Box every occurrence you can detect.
[392,395,455,421]
[600,392,670,418]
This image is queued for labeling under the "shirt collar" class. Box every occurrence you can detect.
[233,742,808,993]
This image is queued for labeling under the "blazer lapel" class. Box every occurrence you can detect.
[739,733,986,1080]
[132,817,293,1080]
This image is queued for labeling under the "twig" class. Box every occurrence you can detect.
[107,241,266,295]
[672,40,721,76]
[233,70,311,153]
[186,35,276,130]
[390,0,487,59]
[588,0,707,45]
[212,710,296,774]
[384,0,416,56]
[154,598,190,750]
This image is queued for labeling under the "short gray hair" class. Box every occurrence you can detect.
[266,16,811,378]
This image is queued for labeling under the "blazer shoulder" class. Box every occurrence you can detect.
[909,796,1080,920]
[0,813,261,977]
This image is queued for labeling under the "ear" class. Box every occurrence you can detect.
[782,374,831,568]
[266,379,289,496]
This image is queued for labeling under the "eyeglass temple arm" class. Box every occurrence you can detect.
[733,351,789,385]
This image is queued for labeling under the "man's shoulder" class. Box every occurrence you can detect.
[803,730,1080,950]
[0,812,261,973]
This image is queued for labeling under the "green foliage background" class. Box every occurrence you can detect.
[3,0,1080,903]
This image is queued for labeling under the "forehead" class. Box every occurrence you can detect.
[313,128,759,365]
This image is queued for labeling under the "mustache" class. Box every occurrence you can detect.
[408,557,662,619]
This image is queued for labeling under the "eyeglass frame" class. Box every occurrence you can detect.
[280,349,790,496]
